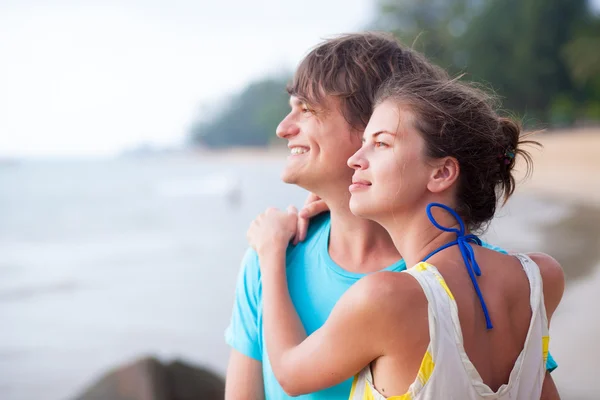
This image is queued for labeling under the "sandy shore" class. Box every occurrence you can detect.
[511,127,600,398]
[514,127,600,206]
[1,131,598,400]
[198,127,600,201]
[131,129,600,398]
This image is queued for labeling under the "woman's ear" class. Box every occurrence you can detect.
[427,157,460,193]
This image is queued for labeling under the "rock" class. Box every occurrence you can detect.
[166,360,225,400]
[74,356,224,400]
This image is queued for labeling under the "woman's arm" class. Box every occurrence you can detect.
[247,207,417,396]
[260,250,395,395]
[529,252,565,400]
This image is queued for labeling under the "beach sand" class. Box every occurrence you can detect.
[514,127,600,398]
[516,127,600,205]
[0,129,597,400]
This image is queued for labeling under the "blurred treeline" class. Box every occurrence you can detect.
[190,0,600,148]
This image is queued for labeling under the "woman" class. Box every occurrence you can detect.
[247,75,564,399]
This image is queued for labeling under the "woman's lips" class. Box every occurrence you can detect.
[349,180,371,192]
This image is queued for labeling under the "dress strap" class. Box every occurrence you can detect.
[421,203,493,329]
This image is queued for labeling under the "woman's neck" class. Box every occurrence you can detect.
[378,202,464,268]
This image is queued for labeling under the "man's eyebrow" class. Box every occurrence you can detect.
[290,97,305,106]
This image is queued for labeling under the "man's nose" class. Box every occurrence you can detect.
[276,114,300,139]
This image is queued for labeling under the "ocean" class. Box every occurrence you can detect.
[0,156,597,399]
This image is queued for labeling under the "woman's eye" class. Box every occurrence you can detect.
[374,141,388,148]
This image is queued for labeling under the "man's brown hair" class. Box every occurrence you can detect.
[288,32,448,131]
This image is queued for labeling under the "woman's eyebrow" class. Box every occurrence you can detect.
[372,130,397,138]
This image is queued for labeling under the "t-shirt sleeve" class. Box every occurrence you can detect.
[480,240,508,254]
[224,248,262,361]
[546,352,558,372]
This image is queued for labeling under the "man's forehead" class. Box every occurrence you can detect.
[289,95,303,106]
[289,93,338,110]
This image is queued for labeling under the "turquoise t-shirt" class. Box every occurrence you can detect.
[225,213,557,399]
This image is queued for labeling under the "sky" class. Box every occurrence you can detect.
[2,0,599,158]
[0,0,374,157]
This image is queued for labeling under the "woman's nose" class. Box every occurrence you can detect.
[348,149,367,170]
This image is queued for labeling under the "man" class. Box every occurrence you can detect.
[224,32,559,399]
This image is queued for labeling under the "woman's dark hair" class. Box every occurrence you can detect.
[375,74,540,231]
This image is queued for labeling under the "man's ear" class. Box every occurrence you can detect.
[427,157,459,193]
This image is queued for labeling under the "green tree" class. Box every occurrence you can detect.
[373,0,486,70]
[461,0,587,121]
[373,0,592,124]
[562,17,600,121]
[191,77,290,148]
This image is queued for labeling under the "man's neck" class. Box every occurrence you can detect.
[325,194,401,274]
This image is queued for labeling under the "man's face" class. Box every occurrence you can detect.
[276,95,362,193]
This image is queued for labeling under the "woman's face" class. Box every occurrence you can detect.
[347,100,436,221]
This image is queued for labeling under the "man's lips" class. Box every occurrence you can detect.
[288,145,310,156]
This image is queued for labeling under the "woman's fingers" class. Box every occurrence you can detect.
[298,199,329,219]
[294,215,309,245]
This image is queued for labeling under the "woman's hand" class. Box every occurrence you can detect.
[294,193,329,244]
[247,206,299,260]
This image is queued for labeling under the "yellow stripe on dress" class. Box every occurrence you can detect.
[414,263,455,300]
[431,272,455,300]
[365,382,413,400]
[387,391,413,399]
[415,263,428,272]
[364,383,376,400]
[383,351,435,399]
[542,336,550,363]
[349,373,359,399]
[417,351,435,386]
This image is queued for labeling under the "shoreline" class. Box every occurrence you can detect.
[193,126,600,206]
[514,127,600,208]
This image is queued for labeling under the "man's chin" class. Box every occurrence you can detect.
[281,164,307,184]
[281,170,316,193]
[280,170,298,185]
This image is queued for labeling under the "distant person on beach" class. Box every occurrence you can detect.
[224,32,560,399]
[247,74,565,399]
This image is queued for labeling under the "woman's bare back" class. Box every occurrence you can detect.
[369,247,562,396]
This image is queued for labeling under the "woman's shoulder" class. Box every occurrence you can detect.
[475,249,564,320]
[525,252,565,319]
[526,252,564,281]
[346,271,431,360]
[346,271,429,325]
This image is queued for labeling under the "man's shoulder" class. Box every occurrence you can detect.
[240,247,260,269]
[305,212,331,240]
[237,247,261,286]
[286,212,330,258]
[238,213,330,276]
